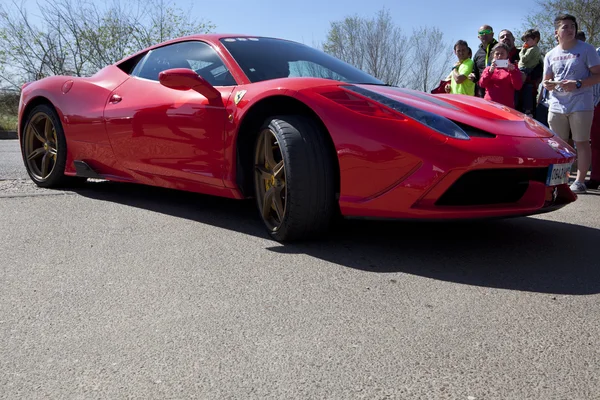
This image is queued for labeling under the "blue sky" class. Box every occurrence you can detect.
[16,0,544,49]
[179,0,542,49]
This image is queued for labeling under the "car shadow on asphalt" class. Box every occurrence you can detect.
[73,180,600,296]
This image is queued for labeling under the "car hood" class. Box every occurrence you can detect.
[355,85,554,138]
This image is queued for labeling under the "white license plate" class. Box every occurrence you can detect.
[546,163,572,186]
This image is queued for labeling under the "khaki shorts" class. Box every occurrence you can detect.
[548,111,594,142]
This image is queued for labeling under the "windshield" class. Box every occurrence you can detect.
[220,37,384,85]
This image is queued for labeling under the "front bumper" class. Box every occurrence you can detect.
[339,135,577,220]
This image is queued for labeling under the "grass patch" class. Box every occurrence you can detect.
[0,114,18,132]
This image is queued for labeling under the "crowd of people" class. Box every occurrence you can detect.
[438,14,600,194]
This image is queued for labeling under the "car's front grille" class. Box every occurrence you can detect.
[436,167,548,206]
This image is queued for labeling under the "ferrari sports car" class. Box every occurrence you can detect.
[18,34,577,241]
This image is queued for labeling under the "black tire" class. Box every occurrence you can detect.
[253,115,336,241]
[21,104,85,188]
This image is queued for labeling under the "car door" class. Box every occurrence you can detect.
[104,40,236,188]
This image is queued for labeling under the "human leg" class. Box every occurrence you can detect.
[548,112,571,141]
[569,111,594,193]
[521,83,534,115]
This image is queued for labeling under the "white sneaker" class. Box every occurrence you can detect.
[569,181,587,194]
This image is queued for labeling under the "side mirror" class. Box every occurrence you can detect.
[158,68,221,102]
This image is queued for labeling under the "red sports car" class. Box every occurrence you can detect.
[18,34,577,241]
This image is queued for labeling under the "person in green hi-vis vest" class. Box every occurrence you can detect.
[447,40,476,96]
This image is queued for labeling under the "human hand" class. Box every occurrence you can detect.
[507,62,515,71]
[490,61,496,73]
[468,73,476,82]
[559,80,577,92]
[542,80,558,91]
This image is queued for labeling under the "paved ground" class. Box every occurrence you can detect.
[2,139,600,399]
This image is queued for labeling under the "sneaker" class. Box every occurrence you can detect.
[569,181,587,194]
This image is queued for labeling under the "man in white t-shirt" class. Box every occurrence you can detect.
[543,14,600,194]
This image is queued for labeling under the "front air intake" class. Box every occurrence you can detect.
[436,167,548,206]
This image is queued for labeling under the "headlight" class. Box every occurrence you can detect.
[346,86,470,140]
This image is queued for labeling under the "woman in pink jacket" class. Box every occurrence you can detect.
[479,43,523,109]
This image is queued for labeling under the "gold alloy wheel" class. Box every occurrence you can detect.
[254,128,286,231]
[24,112,59,181]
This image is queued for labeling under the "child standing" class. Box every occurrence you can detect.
[479,43,523,108]
[519,29,543,115]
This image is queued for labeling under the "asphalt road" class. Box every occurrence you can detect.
[2,139,600,399]
[0,139,28,180]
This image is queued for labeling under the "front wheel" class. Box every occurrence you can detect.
[253,115,336,242]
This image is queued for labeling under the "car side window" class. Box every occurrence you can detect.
[133,41,236,86]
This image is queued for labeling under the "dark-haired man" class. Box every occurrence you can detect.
[448,40,476,95]
[499,30,519,64]
[543,14,600,193]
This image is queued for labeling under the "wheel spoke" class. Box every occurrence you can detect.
[48,145,57,157]
[255,164,272,180]
[44,117,53,141]
[264,132,276,167]
[273,161,284,179]
[262,187,275,220]
[273,186,285,221]
[30,124,45,143]
[41,153,51,177]
[27,147,45,161]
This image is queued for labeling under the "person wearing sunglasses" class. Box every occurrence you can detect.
[473,25,498,98]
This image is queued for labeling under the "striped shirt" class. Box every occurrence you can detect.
[595,47,600,107]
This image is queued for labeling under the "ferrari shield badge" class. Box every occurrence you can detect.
[234,90,247,105]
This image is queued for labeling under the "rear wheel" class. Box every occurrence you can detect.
[22,104,84,188]
[253,115,336,241]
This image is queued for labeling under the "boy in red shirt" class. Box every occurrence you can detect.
[479,43,523,108]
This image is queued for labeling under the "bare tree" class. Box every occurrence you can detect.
[0,3,56,86]
[324,16,365,72]
[323,8,410,86]
[362,9,410,86]
[78,1,144,71]
[38,0,90,77]
[0,0,215,89]
[408,27,454,92]
[132,0,213,49]
[322,8,455,90]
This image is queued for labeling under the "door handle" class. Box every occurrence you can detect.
[109,94,122,104]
